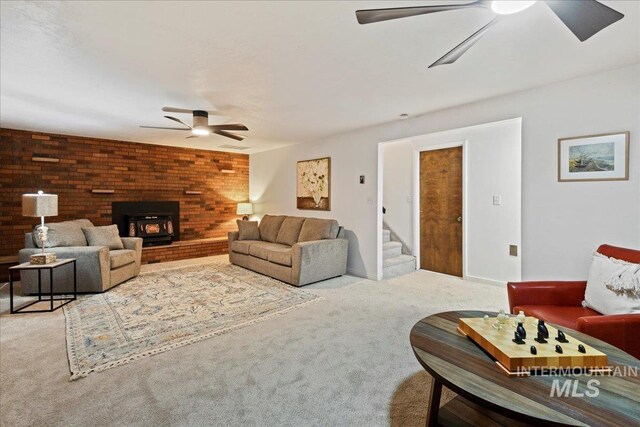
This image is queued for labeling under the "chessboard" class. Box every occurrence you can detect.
[457,316,609,376]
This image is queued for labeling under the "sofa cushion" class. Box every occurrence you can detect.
[513,305,601,330]
[249,242,290,261]
[268,247,293,267]
[298,218,339,242]
[82,225,124,250]
[237,220,260,240]
[584,252,640,315]
[259,215,286,243]
[33,219,93,248]
[276,217,306,246]
[109,249,136,269]
[230,240,261,255]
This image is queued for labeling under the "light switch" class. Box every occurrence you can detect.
[359,175,365,184]
[406,195,412,203]
[493,195,502,206]
[367,196,373,205]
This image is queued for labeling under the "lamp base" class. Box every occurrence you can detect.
[242,216,249,221]
[30,253,57,265]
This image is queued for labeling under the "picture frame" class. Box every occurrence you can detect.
[557,131,630,182]
[297,157,331,211]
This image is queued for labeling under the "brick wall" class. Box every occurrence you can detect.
[0,128,249,258]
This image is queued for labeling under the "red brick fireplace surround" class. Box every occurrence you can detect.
[0,128,249,279]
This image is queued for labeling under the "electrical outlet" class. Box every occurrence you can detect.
[367,196,373,205]
[493,195,502,206]
[509,245,518,257]
[406,195,412,203]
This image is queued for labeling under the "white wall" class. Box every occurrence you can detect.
[382,141,414,252]
[250,64,640,281]
[405,119,522,284]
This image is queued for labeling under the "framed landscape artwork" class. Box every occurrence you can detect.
[297,157,330,210]
[558,132,630,182]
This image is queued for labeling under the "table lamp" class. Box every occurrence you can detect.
[236,203,253,221]
[22,190,58,264]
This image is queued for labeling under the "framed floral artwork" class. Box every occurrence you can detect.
[558,131,630,182]
[297,157,330,210]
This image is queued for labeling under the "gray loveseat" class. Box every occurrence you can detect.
[19,219,142,294]
[228,215,348,286]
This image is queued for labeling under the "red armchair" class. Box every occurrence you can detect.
[507,244,640,359]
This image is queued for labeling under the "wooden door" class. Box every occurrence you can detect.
[420,147,463,277]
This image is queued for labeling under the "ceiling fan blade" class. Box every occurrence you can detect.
[356,0,487,24]
[210,124,249,131]
[162,106,194,114]
[164,115,192,128]
[429,16,501,68]
[214,130,245,141]
[140,126,190,131]
[544,0,624,42]
[185,135,199,139]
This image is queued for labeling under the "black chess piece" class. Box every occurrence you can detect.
[534,331,548,344]
[555,330,569,343]
[516,322,527,339]
[538,320,549,339]
[530,345,537,355]
[555,344,563,354]
[512,330,525,345]
[578,344,586,354]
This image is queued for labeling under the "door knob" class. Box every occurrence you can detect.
[457,217,462,222]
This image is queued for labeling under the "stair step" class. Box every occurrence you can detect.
[382,229,391,243]
[383,241,402,259]
[383,255,416,279]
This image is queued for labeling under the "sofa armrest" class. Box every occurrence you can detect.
[121,237,143,274]
[18,246,110,293]
[228,231,240,245]
[507,281,587,313]
[292,239,348,286]
[576,314,640,358]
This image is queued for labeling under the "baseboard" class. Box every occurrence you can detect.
[464,275,506,288]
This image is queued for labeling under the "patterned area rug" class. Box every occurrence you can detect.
[64,261,320,380]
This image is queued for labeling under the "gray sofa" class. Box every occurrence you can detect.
[19,219,142,294]
[228,215,348,287]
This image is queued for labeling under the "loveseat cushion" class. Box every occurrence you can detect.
[298,218,339,242]
[82,225,124,250]
[513,305,601,330]
[237,220,260,240]
[259,215,286,243]
[268,247,293,267]
[249,242,291,261]
[230,240,261,255]
[33,219,93,248]
[276,217,306,246]
[110,249,136,269]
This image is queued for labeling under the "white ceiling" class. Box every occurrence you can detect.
[1,1,639,154]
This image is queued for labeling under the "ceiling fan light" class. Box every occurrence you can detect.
[491,0,536,15]
[192,127,210,136]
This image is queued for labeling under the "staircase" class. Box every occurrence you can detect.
[382,228,416,279]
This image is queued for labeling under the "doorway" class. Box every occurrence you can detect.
[419,146,463,277]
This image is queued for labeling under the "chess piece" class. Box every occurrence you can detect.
[530,345,537,355]
[514,310,526,327]
[512,331,525,345]
[534,331,548,344]
[538,319,549,339]
[516,322,527,339]
[578,344,586,354]
[555,344,563,354]
[555,330,569,343]
[483,314,489,321]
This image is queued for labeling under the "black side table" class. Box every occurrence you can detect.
[9,258,77,313]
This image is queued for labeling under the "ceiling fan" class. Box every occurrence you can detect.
[140,107,249,141]
[356,0,624,68]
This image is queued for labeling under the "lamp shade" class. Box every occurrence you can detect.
[236,203,253,216]
[22,192,58,217]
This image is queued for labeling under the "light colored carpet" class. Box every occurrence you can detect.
[0,255,509,426]
[66,261,319,380]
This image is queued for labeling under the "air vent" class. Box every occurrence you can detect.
[219,144,251,151]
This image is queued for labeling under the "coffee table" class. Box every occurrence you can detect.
[410,310,640,426]
[9,258,77,313]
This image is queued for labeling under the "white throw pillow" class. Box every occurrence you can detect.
[583,252,640,315]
